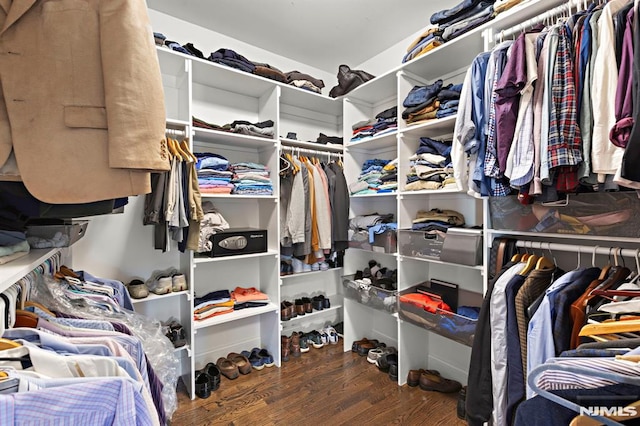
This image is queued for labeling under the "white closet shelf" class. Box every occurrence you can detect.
[0,248,61,293]
[280,138,344,153]
[131,289,189,304]
[343,72,397,104]
[398,188,463,197]
[346,132,397,151]
[190,54,274,97]
[485,229,640,244]
[280,267,343,281]
[280,85,342,116]
[174,344,191,355]
[193,128,277,149]
[399,255,483,271]
[194,302,279,330]
[398,115,457,137]
[193,250,279,264]
[284,303,343,323]
[156,47,189,76]
[350,192,397,199]
[200,194,278,200]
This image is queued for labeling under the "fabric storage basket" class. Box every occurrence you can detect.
[341,274,397,314]
[348,229,397,254]
[398,284,482,346]
[26,220,89,248]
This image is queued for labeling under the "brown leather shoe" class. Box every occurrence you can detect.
[351,338,376,353]
[227,352,251,375]
[216,357,239,380]
[407,369,441,387]
[301,297,313,313]
[294,299,306,316]
[281,335,291,362]
[290,332,301,357]
[280,302,291,321]
[419,372,462,393]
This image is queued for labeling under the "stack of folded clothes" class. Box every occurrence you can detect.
[410,208,465,232]
[403,0,525,63]
[193,117,275,139]
[349,158,397,195]
[405,137,455,191]
[231,286,271,310]
[402,80,462,125]
[253,62,287,83]
[286,71,325,94]
[197,201,230,254]
[0,230,30,265]
[196,152,235,194]
[231,162,273,195]
[209,48,255,73]
[436,83,462,119]
[315,133,343,145]
[350,107,398,143]
[348,214,397,247]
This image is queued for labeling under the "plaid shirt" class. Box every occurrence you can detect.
[548,24,583,170]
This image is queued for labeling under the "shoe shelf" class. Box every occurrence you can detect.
[131,289,190,304]
[193,302,279,330]
[193,250,279,264]
[279,138,344,153]
[279,267,343,281]
[284,302,343,323]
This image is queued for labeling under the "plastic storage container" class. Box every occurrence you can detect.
[399,228,482,266]
[398,229,446,260]
[26,220,89,248]
[398,283,482,346]
[341,274,397,314]
[348,229,397,254]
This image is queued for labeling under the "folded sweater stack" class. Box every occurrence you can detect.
[402,80,462,126]
[196,152,235,194]
[349,158,397,195]
[231,162,273,195]
[193,287,270,321]
[405,137,455,192]
[193,117,275,139]
[351,107,398,143]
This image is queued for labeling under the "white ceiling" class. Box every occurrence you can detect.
[147,0,455,73]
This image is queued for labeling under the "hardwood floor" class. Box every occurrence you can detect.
[170,340,466,425]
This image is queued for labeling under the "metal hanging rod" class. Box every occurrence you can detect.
[165,128,187,137]
[492,0,582,42]
[280,145,343,159]
[515,240,640,263]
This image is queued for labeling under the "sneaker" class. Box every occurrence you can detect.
[145,267,178,295]
[127,279,148,299]
[252,347,275,367]
[311,262,320,271]
[298,332,310,353]
[307,331,324,349]
[323,326,339,345]
[241,350,265,370]
[172,273,187,292]
[291,258,305,274]
[317,329,328,346]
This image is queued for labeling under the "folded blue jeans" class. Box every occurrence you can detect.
[416,137,452,156]
[431,0,483,25]
[403,80,443,107]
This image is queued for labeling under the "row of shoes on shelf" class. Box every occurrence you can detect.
[281,326,340,361]
[351,338,399,381]
[162,319,187,348]
[280,295,330,321]
[195,347,275,399]
[126,267,187,299]
[280,256,332,275]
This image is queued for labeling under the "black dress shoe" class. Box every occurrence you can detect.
[204,362,221,391]
[195,371,211,399]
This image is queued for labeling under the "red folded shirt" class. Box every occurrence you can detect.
[399,292,451,314]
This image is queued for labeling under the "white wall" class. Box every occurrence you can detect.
[147,9,337,93]
[354,27,431,76]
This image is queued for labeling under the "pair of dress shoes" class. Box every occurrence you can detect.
[195,363,221,399]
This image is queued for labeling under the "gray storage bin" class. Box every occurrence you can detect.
[398,229,446,260]
[440,228,483,266]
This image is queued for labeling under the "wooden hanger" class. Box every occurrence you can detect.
[519,255,540,276]
[58,265,80,279]
[15,310,38,328]
[536,256,555,270]
[179,139,198,162]
[511,253,523,263]
[24,301,55,317]
[285,153,299,173]
[0,339,21,350]
[166,138,181,159]
[579,318,640,337]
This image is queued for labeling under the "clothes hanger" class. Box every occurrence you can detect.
[0,339,21,350]
[166,137,181,159]
[536,242,556,270]
[519,253,540,276]
[579,318,640,336]
[24,301,55,317]
[15,310,39,328]
[179,138,198,162]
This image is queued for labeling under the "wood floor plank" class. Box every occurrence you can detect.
[170,340,467,425]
